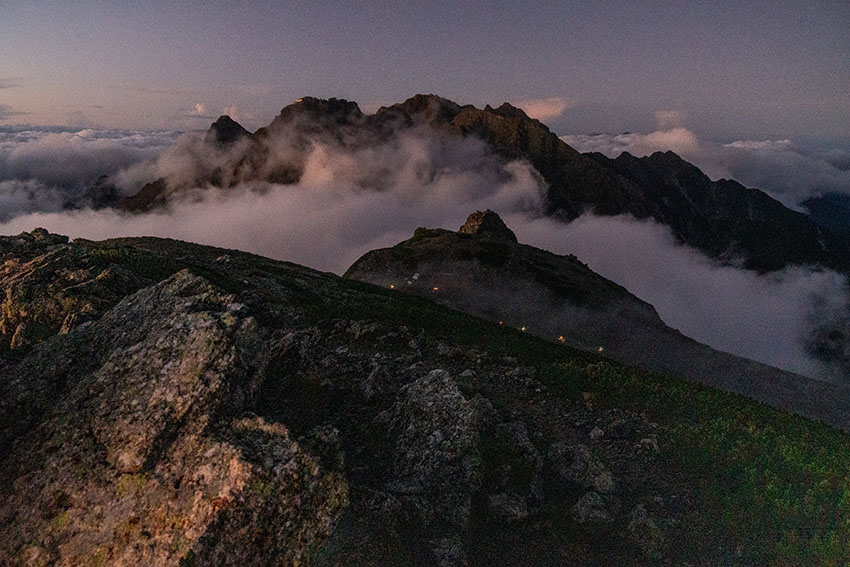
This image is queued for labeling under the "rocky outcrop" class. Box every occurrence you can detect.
[0,269,347,566]
[2,229,846,564]
[205,115,251,146]
[458,210,518,242]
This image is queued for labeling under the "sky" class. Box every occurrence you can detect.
[1,1,849,144]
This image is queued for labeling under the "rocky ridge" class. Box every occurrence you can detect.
[0,228,787,566]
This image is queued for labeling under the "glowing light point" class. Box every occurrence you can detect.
[598,346,604,352]
[557,335,565,342]
[432,287,439,291]
[520,326,527,332]
[389,284,395,289]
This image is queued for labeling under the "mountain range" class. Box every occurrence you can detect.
[109,94,850,274]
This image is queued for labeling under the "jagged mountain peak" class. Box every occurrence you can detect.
[379,93,463,125]
[204,115,251,146]
[486,102,532,121]
[279,96,363,122]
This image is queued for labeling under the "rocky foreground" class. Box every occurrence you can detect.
[2,229,849,565]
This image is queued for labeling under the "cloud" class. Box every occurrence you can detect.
[561,127,850,206]
[507,213,849,381]
[512,97,572,121]
[222,105,239,120]
[654,110,686,130]
[0,129,545,271]
[0,120,847,382]
[0,127,179,216]
[193,103,207,116]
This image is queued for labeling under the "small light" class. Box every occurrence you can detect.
[598,346,604,352]
[499,321,503,325]
[432,287,439,291]
[557,335,565,342]
[389,284,395,289]
[521,326,526,332]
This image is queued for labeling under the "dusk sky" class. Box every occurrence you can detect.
[1,1,848,144]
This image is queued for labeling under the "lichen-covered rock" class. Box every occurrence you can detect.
[0,270,347,566]
[481,421,543,519]
[549,442,616,494]
[571,491,612,524]
[386,369,482,527]
[458,209,518,243]
[627,504,666,558]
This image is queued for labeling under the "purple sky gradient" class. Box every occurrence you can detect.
[1,1,848,144]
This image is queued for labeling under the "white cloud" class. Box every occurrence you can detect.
[512,97,572,121]
[508,213,849,381]
[0,127,179,214]
[222,105,239,120]
[654,110,687,130]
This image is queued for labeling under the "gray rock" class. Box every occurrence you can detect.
[386,369,482,527]
[571,491,612,524]
[628,504,666,558]
[488,492,530,522]
[549,442,616,494]
[458,209,518,243]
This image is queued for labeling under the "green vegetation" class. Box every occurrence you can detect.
[13,236,847,563]
[317,275,850,563]
[537,360,850,565]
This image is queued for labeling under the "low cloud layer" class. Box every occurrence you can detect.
[562,128,850,207]
[0,127,179,220]
[513,97,572,121]
[0,123,847,381]
[508,213,849,380]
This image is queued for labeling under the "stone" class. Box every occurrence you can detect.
[458,210,518,242]
[571,491,612,524]
[628,504,666,558]
[549,442,616,494]
[488,492,530,522]
[385,369,482,527]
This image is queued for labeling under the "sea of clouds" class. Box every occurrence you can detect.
[0,120,847,381]
[0,126,179,220]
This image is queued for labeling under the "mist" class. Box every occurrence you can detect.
[0,127,179,220]
[507,213,849,380]
[1,122,848,381]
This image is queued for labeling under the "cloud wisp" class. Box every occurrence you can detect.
[513,97,572,121]
[0,127,179,220]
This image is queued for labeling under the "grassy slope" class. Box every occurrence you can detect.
[79,238,850,564]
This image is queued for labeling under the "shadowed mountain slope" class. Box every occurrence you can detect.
[3,229,850,564]
[346,211,850,430]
